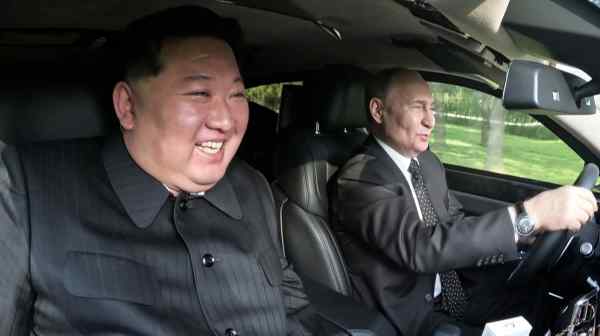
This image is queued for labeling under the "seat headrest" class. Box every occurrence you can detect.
[278,84,306,133]
[0,79,117,144]
[303,65,371,132]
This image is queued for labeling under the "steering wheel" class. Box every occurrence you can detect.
[507,163,599,286]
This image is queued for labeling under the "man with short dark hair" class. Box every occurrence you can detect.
[0,6,314,335]
[332,68,597,335]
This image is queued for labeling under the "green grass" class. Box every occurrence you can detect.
[430,123,584,185]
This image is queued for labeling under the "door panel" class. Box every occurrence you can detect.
[445,165,554,216]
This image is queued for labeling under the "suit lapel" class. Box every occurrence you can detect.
[362,137,449,222]
[362,136,419,209]
[362,136,406,184]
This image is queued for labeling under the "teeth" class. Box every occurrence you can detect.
[202,141,223,149]
[196,141,223,155]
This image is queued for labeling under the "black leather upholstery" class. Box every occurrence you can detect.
[277,84,305,134]
[238,102,278,181]
[274,65,371,295]
[303,66,369,132]
[0,79,117,144]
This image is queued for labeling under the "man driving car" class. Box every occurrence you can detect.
[0,6,316,335]
[332,68,598,336]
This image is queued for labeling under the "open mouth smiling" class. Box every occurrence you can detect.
[195,141,224,155]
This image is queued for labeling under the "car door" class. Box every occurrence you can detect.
[426,80,593,217]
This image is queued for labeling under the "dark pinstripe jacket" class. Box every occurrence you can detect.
[0,133,313,335]
[332,136,520,336]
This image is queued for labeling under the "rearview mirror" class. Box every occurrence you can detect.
[502,60,596,115]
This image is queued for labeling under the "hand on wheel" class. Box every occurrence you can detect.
[525,185,597,233]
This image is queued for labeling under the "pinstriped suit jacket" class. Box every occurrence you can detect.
[332,136,520,336]
[0,133,313,335]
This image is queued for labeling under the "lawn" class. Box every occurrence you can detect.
[430,123,585,186]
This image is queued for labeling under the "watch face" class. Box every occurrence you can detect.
[517,216,535,236]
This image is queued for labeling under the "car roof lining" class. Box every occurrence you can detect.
[0,0,460,78]
[2,0,599,87]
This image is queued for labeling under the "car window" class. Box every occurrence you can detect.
[246,82,302,112]
[428,82,584,186]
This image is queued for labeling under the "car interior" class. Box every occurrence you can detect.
[2,0,600,335]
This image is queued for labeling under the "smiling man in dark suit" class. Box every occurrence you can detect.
[332,68,597,335]
[0,6,315,335]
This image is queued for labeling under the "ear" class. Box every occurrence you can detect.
[369,97,384,125]
[112,81,136,130]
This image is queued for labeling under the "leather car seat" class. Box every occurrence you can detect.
[277,84,307,134]
[238,101,278,181]
[273,65,371,295]
[0,79,116,144]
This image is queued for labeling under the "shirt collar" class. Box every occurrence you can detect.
[102,133,242,229]
[373,136,415,175]
[201,174,242,220]
[162,184,205,197]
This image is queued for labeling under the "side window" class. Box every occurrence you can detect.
[246,82,302,112]
[429,82,584,185]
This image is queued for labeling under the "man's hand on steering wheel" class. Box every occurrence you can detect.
[525,185,597,234]
[508,163,599,285]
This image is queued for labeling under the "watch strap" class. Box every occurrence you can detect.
[515,201,526,217]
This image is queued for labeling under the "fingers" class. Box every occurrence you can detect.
[574,187,597,210]
[574,187,598,219]
[576,197,595,221]
[531,186,598,233]
[571,208,588,230]
[565,188,597,232]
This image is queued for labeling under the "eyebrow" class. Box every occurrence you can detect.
[182,74,244,84]
[410,99,430,105]
[183,74,212,82]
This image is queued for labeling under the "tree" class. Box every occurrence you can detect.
[246,84,283,111]
[485,99,506,172]
[479,92,493,146]
[431,87,448,149]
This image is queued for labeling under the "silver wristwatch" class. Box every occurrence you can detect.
[515,201,536,237]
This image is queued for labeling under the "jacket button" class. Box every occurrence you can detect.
[179,201,188,211]
[202,254,216,267]
[424,293,433,302]
[225,328,238,336]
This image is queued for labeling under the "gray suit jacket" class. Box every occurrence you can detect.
[0,134,313,335]
[331,136,519,335]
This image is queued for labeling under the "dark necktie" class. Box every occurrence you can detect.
[408,159,467,320]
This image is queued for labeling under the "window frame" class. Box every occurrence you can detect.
[422,71,599,188]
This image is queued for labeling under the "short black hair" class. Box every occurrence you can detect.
[366,68,411,102]
[366,68,418,124]
[119,6,243,83]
